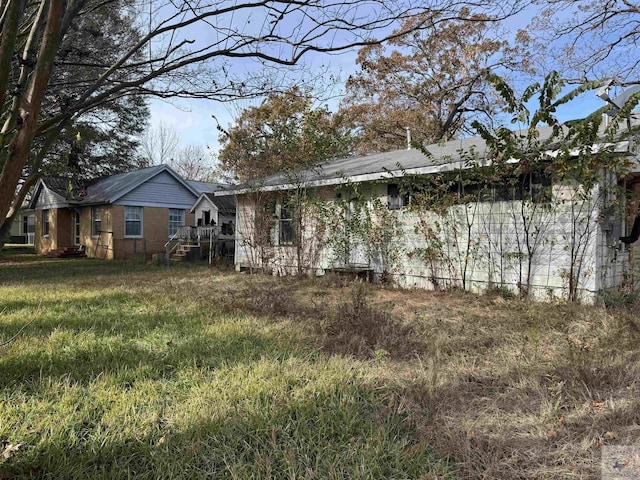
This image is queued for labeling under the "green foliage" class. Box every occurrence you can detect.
[320,183,404,282]
[406,72,636,299]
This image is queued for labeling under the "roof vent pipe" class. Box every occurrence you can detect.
[406,127,412,150]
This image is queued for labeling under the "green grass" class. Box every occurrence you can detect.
[0,256,451,479]
[1,253,639,479]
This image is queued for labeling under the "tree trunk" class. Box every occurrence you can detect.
[0,0,26,113]
[0,0,64,232]
[0,214,14,249]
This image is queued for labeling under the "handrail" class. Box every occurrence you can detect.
[164,229,181,250]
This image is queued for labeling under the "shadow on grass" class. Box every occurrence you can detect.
[0,287,312,392]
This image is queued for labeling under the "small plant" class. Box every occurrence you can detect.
[374,348,390,362]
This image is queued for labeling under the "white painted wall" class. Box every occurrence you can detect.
[233,181,621,302]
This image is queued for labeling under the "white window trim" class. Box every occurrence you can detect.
[124,206,144,238]
[42,210,50,237]
[168,209,185,237]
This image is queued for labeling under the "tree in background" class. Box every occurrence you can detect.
[140,122,217,181]
[2,0,522,236]
[0,2,149,245]
[218,88,354,181]
[338,10,525,153]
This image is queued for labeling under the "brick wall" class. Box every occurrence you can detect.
[110,205,194,260]
[35,208,73,254]
[82,205,114,260]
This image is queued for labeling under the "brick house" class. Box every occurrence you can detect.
[29,165,221,259]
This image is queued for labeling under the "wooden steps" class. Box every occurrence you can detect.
[170,244,200,262]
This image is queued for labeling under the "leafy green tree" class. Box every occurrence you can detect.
[0,2,148,246]
[218,88,354,181]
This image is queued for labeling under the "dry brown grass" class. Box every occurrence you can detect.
[135,269,640,478]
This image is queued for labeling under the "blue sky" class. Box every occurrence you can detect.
[145,4,612,159]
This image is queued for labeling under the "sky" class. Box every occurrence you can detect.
[144,3,614,162]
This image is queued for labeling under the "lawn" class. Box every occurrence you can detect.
[0,254,638,479]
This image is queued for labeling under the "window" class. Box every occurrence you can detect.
[27,215,35,234]
[387,184,410,210]
[42,210,49,236]
[279,201,295,245]
[92,207,101,236]
[493,173,552,203]
[124,206,143,237]
[168,209,185,237]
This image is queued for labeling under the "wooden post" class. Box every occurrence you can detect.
[143,239,147,261]
[133,238,137,259]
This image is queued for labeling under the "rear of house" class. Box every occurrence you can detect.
[219,128,640,302]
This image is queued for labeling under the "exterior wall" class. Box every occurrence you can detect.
[35,208,76,254]
[193,197,235,242]
[193,198,219,226]
[115,171,196,208]
[109,205,194,260]
[7,211,34,244]
[234,182,608,302]
[82,205,115,260]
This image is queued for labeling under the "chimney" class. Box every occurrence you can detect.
[406,127,412,150]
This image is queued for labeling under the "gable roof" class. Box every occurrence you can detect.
[190,192,236,215]
[29,164,202,208]
[81,164,200,204]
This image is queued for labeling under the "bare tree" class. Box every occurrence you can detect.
[171,144,217,182]
[522,0,640,83]
[0,0,524,233]
[141,123,217,181]
[140,122,180,166]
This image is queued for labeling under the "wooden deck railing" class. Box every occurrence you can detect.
[175,225,218,243]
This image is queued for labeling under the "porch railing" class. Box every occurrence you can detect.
[175,225,218,244]
[164,225,220,266]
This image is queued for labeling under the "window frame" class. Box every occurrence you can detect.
[387,183,410,210]
[124,206,143,238]
[278,200,295,246]
[42,210,49,236]
[91,206,101,237]
[168,208,185,237]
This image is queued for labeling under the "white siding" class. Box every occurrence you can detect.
[34,186,67,209]
[234,181,619,302]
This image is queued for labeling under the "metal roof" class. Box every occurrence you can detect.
[216,126,559,195]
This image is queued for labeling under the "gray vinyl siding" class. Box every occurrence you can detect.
[34,186,68,209]
[114,171,197,208]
